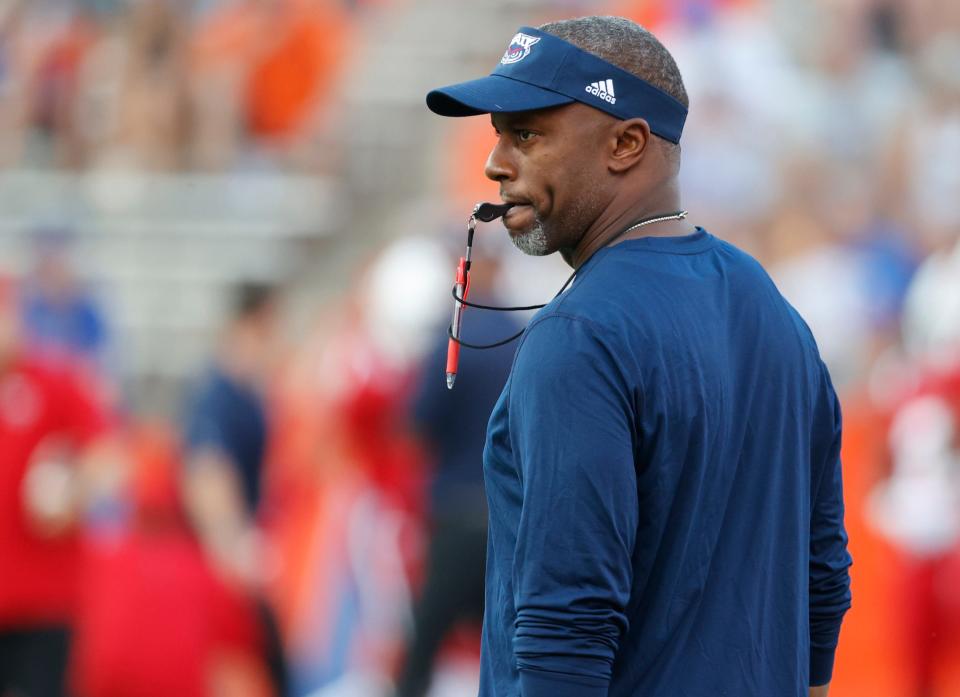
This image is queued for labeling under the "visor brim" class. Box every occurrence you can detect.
[426,75,575,117]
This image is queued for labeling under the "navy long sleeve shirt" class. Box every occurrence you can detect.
[480,228,852,697]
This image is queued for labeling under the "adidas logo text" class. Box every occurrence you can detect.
[585,79,616,104]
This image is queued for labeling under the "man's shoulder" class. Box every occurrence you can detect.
[517,310,607,361]
[522,309,603,344]
[513,310,631,390]
[522,235,819,361]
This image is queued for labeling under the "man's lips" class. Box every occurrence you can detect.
[500,195,531,208]
[502,203,535,231]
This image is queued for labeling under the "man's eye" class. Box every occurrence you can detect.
[517,129,536,142]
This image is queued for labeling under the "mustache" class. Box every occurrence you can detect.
[499,193,534,206]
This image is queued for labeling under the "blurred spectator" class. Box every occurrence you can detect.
[184,282,277,523]
[25,3,101,168]
[868,365,960,697]
[778,0,910,165]
[74,0,192,170]
[188,0,254,169]
[191,0,350,167]
[242,0,348,147]
[0,0,28,166]
[883,31,960,254]
[393,245,517,697]
[865,198,960,697]
[848,217,920,345]
[0,276,112,697]
[765,159,866,385]
[18,226,111,377]
[181,281,287,696]
[896,0,960,52]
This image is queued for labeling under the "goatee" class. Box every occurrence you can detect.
[510,218,550,256]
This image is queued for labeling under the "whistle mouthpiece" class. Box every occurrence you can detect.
[472,202,515,223]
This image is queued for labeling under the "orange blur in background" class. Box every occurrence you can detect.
[0,0,959,696]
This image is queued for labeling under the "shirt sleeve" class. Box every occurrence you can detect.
[508,314,638,697]
[808,361,853,686]
[183,380,229,457]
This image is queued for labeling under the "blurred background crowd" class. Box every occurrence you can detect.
[0,0,958,696]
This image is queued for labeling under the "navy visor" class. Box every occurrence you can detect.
[426,26,687,144]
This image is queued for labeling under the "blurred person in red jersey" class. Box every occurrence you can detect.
[867,237,960,697]
[181,281,287,697]
[869,360,960,697]
[68,422,273,697]
[264,238,449,694]
[0,275,114,697]
[66,286,286,697]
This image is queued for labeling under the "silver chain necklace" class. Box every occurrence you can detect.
[617,210,689,239]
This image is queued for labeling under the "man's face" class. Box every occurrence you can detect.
[485,103,613,258]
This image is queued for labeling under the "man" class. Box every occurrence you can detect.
[181,281,286,696]
[0,277,111,697]
[425,16,852,697]
[182,282,280,556]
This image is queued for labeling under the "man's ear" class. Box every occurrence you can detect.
[608,118,651,173]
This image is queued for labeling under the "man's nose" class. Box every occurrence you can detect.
[484,140,514,183]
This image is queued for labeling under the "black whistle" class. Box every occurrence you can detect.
[473,202,515,222]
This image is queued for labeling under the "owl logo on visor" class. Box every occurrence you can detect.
[501,32,541,64]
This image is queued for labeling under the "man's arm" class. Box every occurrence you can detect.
[810,684,830,697]
[182,448,263,587]
[180,385,264,588]
[808,363,852,688]
[509,316,638,697]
